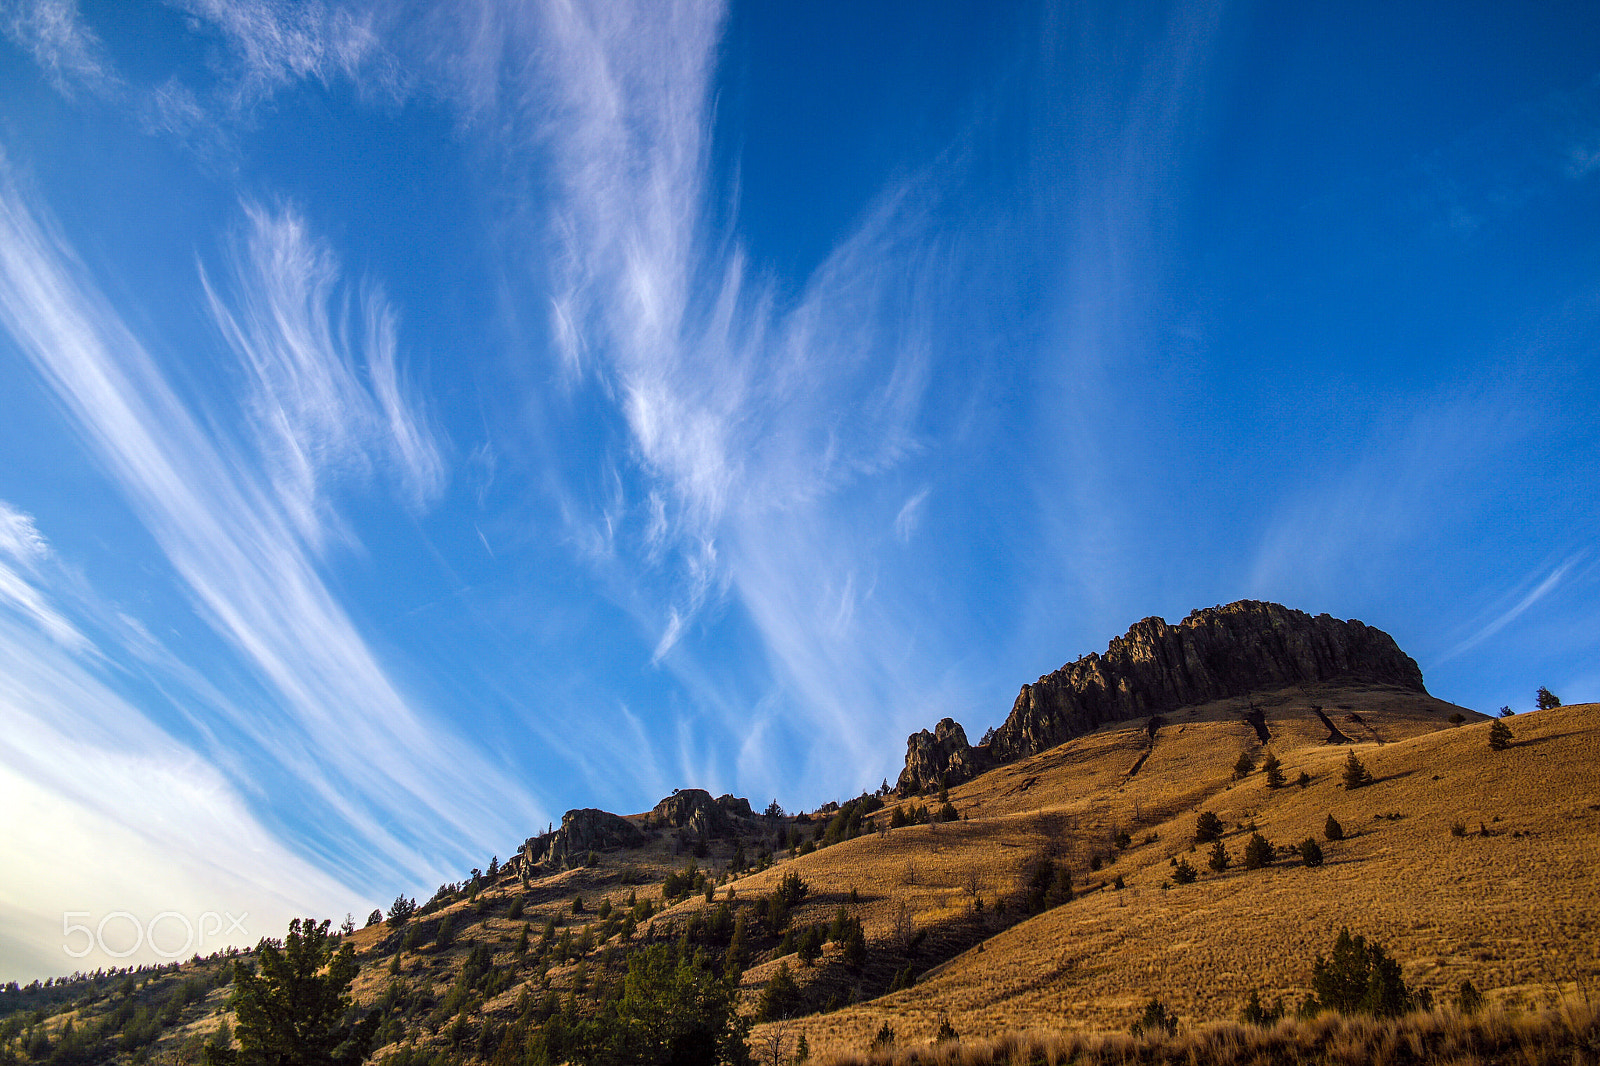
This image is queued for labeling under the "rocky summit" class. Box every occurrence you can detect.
[897,599,1424,793]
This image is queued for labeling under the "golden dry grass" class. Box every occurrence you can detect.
[756,697,1599,1059]
[816,998,1600,1066]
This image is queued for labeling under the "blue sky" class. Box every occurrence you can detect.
[0,0,1595,979]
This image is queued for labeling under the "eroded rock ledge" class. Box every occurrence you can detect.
[896,600,1424,794]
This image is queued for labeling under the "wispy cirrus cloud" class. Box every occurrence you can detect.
[0,159,538,893]
[203,202,445,548]
[171,0,394,111]
[0,0,117,99]
[1435,552,1587,665]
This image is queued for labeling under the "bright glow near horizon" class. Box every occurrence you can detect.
[0,0,1595,980]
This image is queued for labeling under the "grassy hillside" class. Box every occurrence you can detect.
[3,688,1594,1066]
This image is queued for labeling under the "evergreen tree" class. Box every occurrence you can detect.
[1310,928,1414,1017]
[1341,751,1373,790]
[204,918,377,1066]
[1207,840,1230,872]
[1194,811,1225,843]
[1233,751,1256,779]
[1171,858,1198,884]
[1298,837,1324,867]
[1488,719,1514,751]
[756,962,802,1022]
[1243,832,1274,870]
[1263,751,1285,789]
[1324,814,1344,841]
[1536,687,1561,710]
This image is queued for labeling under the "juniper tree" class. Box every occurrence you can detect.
[1233,751,1256,779]
[1536,687,1561,710]
[1263,751,1285,789]
[1299,838,1324,867]
[204,918,377,1066]
[1194,810,1225,843]
[1243,832,1274,870]
[1488,719,1514,751]
[1341,751,1373,790]
[1208,840,1231,872]
[1324,813,1344,840]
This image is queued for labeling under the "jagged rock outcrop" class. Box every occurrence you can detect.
[898,718,981,796]
[522,808,644,869]
[650,788,749,839]
[896,600,1425,793]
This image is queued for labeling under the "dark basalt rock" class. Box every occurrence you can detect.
[895,600,1424,794]
[652,788,742,839]
[522,808,644,870]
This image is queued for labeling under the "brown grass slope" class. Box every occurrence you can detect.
[770,697,1599,1059]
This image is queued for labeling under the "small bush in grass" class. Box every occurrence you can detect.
[934,1014,958,1042]
[1172,858,1198,884]
[1489,719,1514,751]
[1324,814,1344,841]
[1299,837,1324,867]
[1243,833,1274,869]
[1239,989,1285,1026]
[1233,751,1256,779]
[1448,712,1466,725]
[1457,979,1485,1014]
[1450,820,1467,837]
[507,896,524,920]
[869,1022,895,1051]
[1296,771,1311,788]
[1131,999,1178,1037]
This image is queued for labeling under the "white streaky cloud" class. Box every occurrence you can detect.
[1437,553,1585,664]
[0,0,117,98]
[404,0,959,800]
[201,201,445,547]
[0,610,355,980]
[0,161,538,887]
[0,499,48,562]
[894,488,930,543]
[170,0,391,111]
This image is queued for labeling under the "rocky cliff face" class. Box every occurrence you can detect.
[896,600,1425,793]
[650,788,749,839]
[522,808,644,870]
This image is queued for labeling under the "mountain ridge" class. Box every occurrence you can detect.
[897,600,1425,794]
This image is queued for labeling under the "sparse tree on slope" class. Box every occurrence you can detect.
[1263,751,1285,789]
[1536,687,1561,710]
[1342,751,1373,790]
[1488,719,1514,751]
[204,918,377,1066]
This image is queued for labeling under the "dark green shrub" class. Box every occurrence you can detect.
[1299,838,1324,867]
[1208,840,1230,872]
[1324,814,1344,841]
[1131,999,1177,1037]
[1239,989,1285,1026]
[1448,713,1465,725]
[1195,811,1225,843]
[1263,751,1285,788]
[1234,751,1256,779]
[1243,832,1273,869]
[1456,979,1485,1014]
[1488,720,1513,751]
[1309,928,1415,1016]
[1172,858,1198,884]
[869,1022,895,1051]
